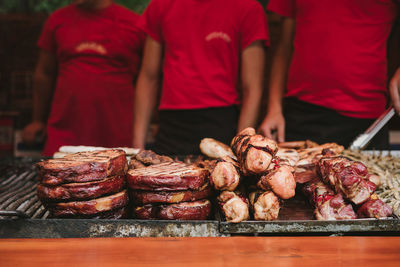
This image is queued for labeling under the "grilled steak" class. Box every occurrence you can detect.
[133,199,211,220]
[37,150,127,185]
[37,175,125,202]
[45,190,128,217]
[130,183,213,205]
[127,162,209,191]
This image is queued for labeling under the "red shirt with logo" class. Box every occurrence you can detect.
[140,0,269,110]
[268,0,398,118]
[38,3,144,156]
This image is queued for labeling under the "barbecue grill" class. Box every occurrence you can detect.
[1,157,399,238]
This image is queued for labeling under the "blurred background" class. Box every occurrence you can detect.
[0,0,398,157]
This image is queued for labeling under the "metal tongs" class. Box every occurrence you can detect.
[349,105,395,150]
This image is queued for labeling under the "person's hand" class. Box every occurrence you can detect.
[22,121,46,146]
[390,67,400,114]
[258,111,285,142]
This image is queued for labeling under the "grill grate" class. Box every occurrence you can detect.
[0,159,49,219]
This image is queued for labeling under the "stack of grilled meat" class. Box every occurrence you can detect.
[36,150,129,219]
[201,127,297,223]
[127,150,213,220]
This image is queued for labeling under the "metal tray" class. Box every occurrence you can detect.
[1,157,399,238]
[218,193,400,235]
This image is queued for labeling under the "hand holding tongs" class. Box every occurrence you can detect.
[349,105,395,150]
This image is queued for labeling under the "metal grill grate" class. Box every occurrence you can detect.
[0,159,49,219]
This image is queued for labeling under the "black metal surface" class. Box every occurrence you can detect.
[0,157,399,238]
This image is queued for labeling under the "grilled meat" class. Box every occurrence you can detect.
[210,156,241,191]
[319,156,376,205]
[257,157,296,199]
[249,190,280,221]
[37,175,125,202]
[357,198,393,219]
[130,182,213,205]
[199,138,236,159]
[127,162,209,191]
[217,191,249,223]
[303,179,357,220]
[133,199,211,220]
[45,190,129,217]
[37,149,127,185]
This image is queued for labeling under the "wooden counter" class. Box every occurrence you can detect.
[1,236,400,266]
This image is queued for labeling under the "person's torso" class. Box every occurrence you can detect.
[287,0,397,118]
[156,0,264,110]
[43,4,143,155]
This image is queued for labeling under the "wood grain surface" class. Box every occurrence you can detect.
[1,236,400,266]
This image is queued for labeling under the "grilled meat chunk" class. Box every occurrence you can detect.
[249,190,280,221]
[133,199,211,220]
[257,158,296,199]
[303,179,357,220]
[199,138,236,159]
[127,162,209,191]
[45,190,129,217]
[217,191,249,223]
[319,156,376,205]
[135,150,173,165]
[231,127,278,176]
[37,175,125,202]
[130,182,213,205]
[37,149,127,185]
[210,156,241,191]
[357,198,393,219]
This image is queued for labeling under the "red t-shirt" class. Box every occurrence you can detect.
[268,0,398,118]
[38,3,145,156]
[140,0,269,110]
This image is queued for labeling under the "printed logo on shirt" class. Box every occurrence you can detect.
[75,42,107,55]
[205,32,231,43]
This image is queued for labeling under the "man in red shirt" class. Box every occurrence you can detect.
[259,0,399,149]
[22,0,144,156]
[132,0,270,155]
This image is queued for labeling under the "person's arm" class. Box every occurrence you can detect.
[22,49,57,145]
[258,17,295,142]
[390,67,400,114]
[132,36,163,149]
[237,40,266,132]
